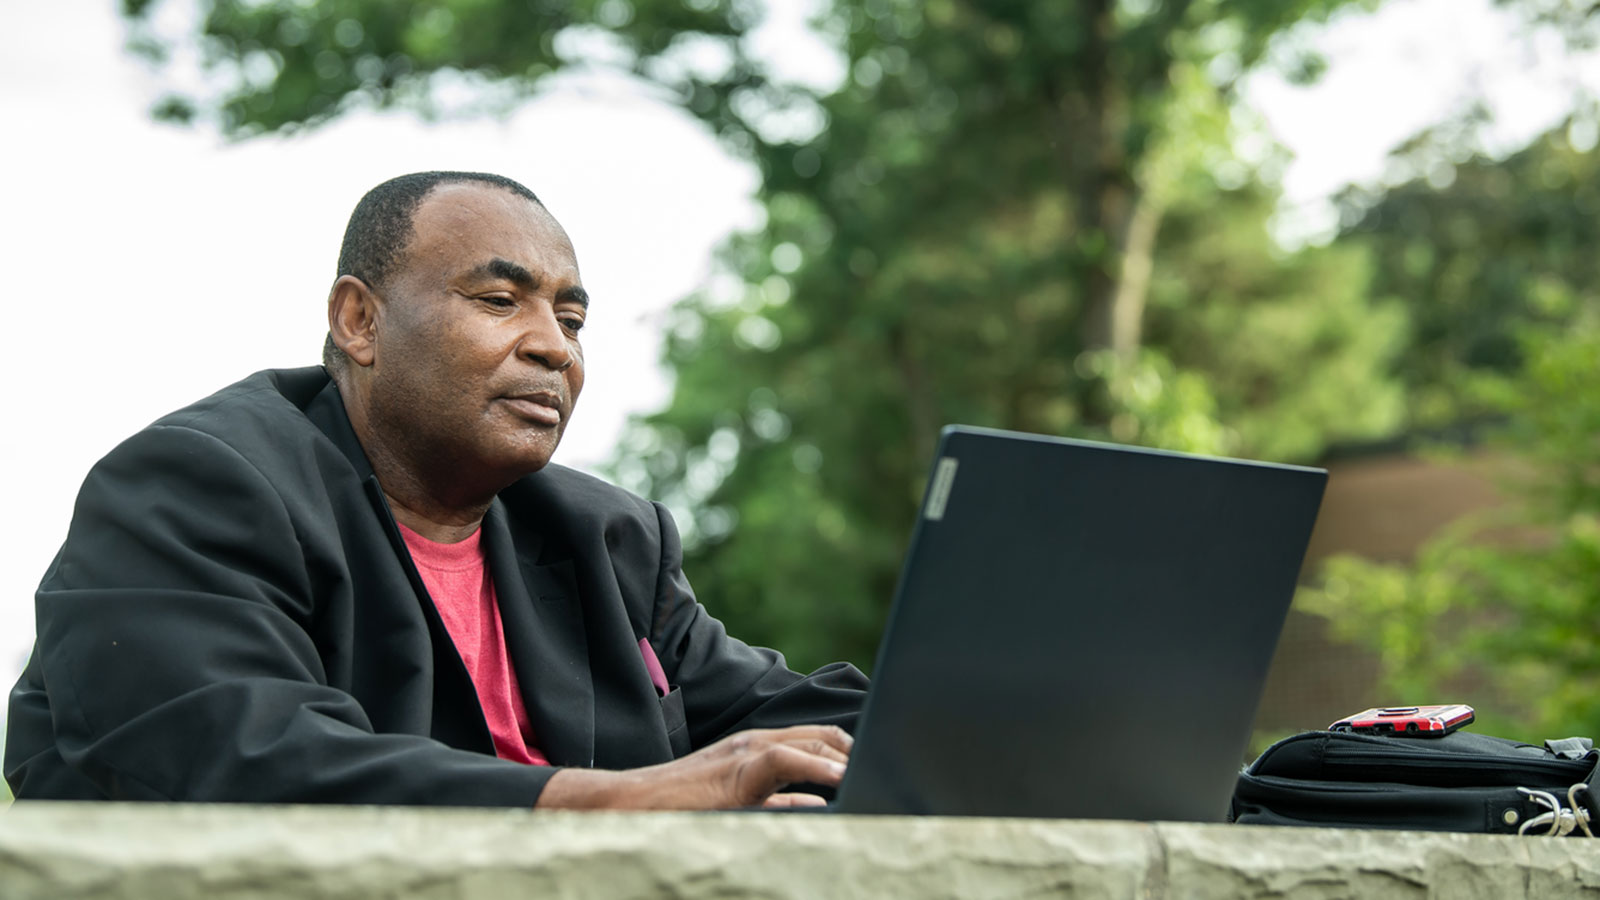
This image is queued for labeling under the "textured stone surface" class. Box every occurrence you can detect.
[1,803,1597,899]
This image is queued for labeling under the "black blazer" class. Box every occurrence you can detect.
[6,368,866,805]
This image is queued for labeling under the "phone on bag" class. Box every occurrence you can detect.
[1329,704,1475,737]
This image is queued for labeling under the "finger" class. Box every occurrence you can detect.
[789,738,849,766]
[742,744,847,804]
[768,724,854,754]
[763,792,828,809]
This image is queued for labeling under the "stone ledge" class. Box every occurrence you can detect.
[1,802,1598,899]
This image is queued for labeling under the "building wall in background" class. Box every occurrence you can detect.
[1253,449,1519,741]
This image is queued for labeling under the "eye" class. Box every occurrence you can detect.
[479,295,516,308]
[559,314,586,334]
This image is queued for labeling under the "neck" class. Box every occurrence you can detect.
[336,374,499,543]
[385,489,489,543]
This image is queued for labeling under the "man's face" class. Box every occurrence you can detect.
[363,182,587,488]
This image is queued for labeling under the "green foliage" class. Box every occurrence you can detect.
[1337,125,1600,427]
[115,0,1600,750]
[1304,325,1600,741]
[605,0,1393,671]
[1296,110,1600,744]
[1500,0,1600,47]
[126,0,1409,674]
[1150,183,1409,460]
[122,0,747,135]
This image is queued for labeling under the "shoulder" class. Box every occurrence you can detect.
[150,367,329,448]
[54,371,332,592]
[511,463,659,523]
[498,463,673,562]
[84,367,343,511]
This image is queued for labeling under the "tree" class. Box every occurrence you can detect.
[121,0,751,134]
[126,0,1400,670]
[1300,119,1600,740]
[1335,123,1600,428]
[1306,324,1600,740]
[604,0,1398,669]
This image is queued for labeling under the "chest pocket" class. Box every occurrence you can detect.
[660,687,690,758]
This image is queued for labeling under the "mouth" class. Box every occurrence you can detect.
[499,390,564,427]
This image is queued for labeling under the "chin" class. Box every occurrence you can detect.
[494,434,563,476]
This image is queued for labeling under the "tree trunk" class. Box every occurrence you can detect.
[1110,186,1164,359]
[1069,0,1129,359]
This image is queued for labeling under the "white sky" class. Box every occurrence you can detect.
[0,0,1594,727]
[1252,0,1600,244]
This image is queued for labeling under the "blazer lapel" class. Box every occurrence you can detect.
[305,376,595,762]
[482,501,596,768]
[361,477,498,752]
[304,376,496,753]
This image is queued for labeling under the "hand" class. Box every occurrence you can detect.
[536,725,853,810]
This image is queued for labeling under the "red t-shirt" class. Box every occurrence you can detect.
[397,522,549,766]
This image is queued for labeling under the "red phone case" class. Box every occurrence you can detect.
[1329,704,1475,737]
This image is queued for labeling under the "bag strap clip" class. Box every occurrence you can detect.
[1570,784,1596,838]
[1516,786,1597,837]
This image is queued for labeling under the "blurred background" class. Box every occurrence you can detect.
[6,0,1600,794]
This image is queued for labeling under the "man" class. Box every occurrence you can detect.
[6,171,867,808]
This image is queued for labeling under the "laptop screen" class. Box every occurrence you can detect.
[835,426,1327,820]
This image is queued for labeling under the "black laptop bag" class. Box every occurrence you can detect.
[1231,730,1600,836]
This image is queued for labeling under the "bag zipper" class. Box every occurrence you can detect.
[1319,739,1593,785]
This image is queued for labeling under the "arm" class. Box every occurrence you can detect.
[532,499,868,810]
[646,502,870,748]
[536,725,852,809]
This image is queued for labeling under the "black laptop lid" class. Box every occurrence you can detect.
[834,425,1327,820]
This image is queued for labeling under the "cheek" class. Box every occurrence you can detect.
[387,336,486,412]
[568,346,585,401]
[431,324,502,396]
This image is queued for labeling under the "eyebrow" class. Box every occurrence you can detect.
[467,258,589,308]
[469,258,537,289]
[557,284,590,309]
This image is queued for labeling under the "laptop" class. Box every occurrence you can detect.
[829,425,1327,820]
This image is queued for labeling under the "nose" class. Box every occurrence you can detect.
[518,307,575,372]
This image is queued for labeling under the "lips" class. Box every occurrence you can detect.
[499,390,564,426]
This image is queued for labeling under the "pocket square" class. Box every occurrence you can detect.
[638,638,670,698]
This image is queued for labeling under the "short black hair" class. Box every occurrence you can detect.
[323,171,543,369]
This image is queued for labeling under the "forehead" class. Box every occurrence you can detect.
[401,182,578,280]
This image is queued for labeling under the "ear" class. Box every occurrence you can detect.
[328,275,382,367]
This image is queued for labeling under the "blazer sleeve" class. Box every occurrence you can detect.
[18,424,553,805]
[644,502,869,750]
